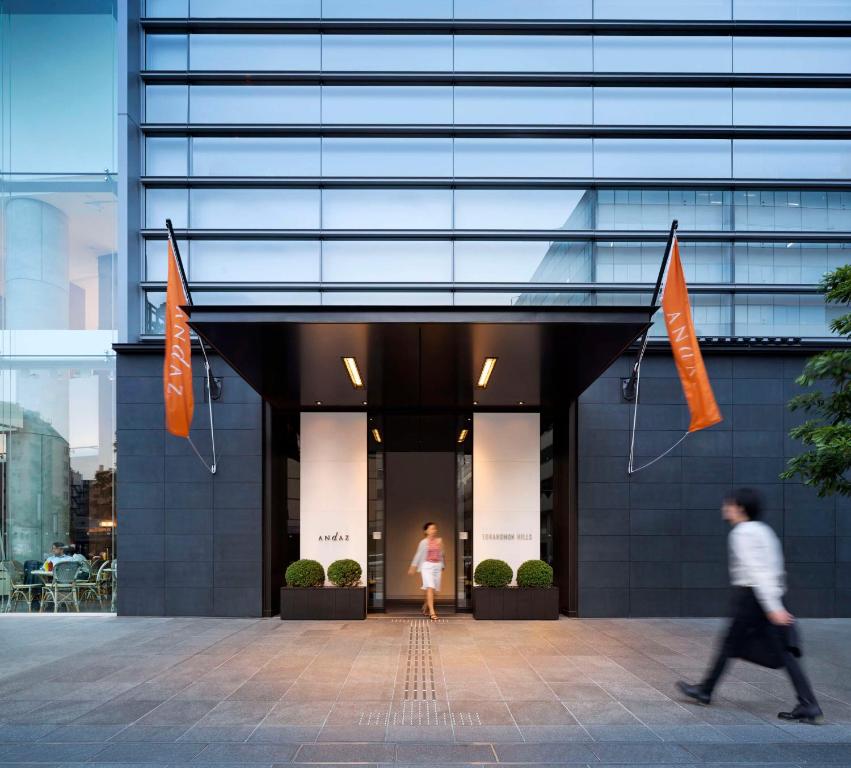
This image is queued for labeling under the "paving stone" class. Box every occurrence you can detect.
[295,742,395,762]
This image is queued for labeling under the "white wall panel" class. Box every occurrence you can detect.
[473,412,540,582]
[300,412,367,582]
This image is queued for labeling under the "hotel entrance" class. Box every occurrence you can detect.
[186,305,653,618]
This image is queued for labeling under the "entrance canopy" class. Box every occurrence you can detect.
[186,305,654,411]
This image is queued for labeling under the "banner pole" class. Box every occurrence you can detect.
[165,219,219,474]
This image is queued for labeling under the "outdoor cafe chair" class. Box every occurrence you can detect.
[4,561,37,613]
[39,561,80,613]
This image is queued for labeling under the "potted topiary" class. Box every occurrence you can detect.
[473,558,559,620]
[280,559,366,620]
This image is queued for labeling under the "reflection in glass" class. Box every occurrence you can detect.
[454,189,594,230]
[189,34,320,71]
[454,35,592,72]
[190,86,320,124]
[323,36,452,71]
[323,87,452,125]
[732,189,851,232]
[454,87,592,125]
[594,140,731,178]
[192,138,320,176]
[596,189,731,231]
[454,241,593,283]
[322,241,452,282]
[733,141,851,181]
[594,36,731,73]
[190,189,320,229]
[322,189,451,229]
[735,294,836,337]
[321,292,453,305]
[734,243,851,284]
[595,241,731,283]
[454,139,593,178]
[322,138,452,177]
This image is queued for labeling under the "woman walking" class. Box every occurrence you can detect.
[409,522,444,620]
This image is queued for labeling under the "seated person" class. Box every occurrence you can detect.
[43,542,72,570]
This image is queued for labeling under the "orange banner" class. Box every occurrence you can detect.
[661,237,722,433]
[163,239,194,438]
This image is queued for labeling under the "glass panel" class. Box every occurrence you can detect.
[322,138,453,177]
[459,290,595,306]
[735,0,851,19]
[146,188,188,229]
[145,137,188,176]
[323,36,453,71]
[190,189,320,228]
[323,0,452,17]
[190,86,320,124]
[734,38,851,74]
[189,241,320,282]
[734,242,850,284]
[190,0,320,17]
[145,85,188,123]
[145,34,187,70]
[367,428,385,611]
[456,418,473,610]
[594,140,731,178]
[454,35,592,72]
[594,88,732,125]
[594,37,732,73]
[189,34,320,71]
[146,239,189,282]
[731,189,851,231]
[323,87,452,124]
[594,241,731,283]
[454,0,592,19]
[322,241,452,282]
[596,188,731,230]
[192,138,320,176]
[733,141,851,180]
[454,87,592,125]
[595,0,731,18]
[734,89,851,127]
[3,6,116,173]
[454,241,593,282]
[454,139,593,177]
[322,291,453,305]
[734,294,835,337]
[322,189,452,229]
[455,189,595,230]
[146,0,189,16]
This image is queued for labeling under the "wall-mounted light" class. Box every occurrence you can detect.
[371,427,382,443]
[457,428,469,444]
[476,357,498,388]
[342,356,364,388]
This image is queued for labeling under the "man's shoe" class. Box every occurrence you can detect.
[778,704,823,724]
[676,680,711,705]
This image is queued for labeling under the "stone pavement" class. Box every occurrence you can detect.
[1,614,851,767]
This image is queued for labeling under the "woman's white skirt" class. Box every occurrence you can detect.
[420,562,442,591]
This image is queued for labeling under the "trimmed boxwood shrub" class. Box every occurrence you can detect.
[327,559,362,587]
[516,559,553,588]
[474,559,513,588]
[285,559,325,587]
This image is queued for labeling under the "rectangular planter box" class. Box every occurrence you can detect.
[473,587,560,620]
[280,586,366,620]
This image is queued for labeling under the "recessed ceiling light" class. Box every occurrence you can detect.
[518,401,524,406]
[476,357,498,388]
[370,427,382,443]
[342,356,365,388]
[315,400,322,406]
[473,400,478,406]
[362,400,367,405]
[457,428,469,444]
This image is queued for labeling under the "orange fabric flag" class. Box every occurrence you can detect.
[163,238,194,438]
[661,237,722,433]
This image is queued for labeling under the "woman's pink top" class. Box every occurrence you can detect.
[426,538,442,563]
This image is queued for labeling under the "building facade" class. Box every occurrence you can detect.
[105,0,851,617]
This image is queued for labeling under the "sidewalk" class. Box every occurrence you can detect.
[1,614,850,766]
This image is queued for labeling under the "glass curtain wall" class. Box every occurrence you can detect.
[0,1,117,612]
[139,2,847,341]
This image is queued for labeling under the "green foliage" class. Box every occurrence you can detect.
[781,264,851,497]
[327,559,362,587]
[285,559,325,587]
[473,559,513,588]
[516,560,554,588]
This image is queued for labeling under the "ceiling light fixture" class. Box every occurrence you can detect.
[457,428,469,444]
[342,356,365,388]
[476,357,498,388]
[371,428,382,443]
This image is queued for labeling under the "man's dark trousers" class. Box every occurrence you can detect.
[702,587,818,706]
